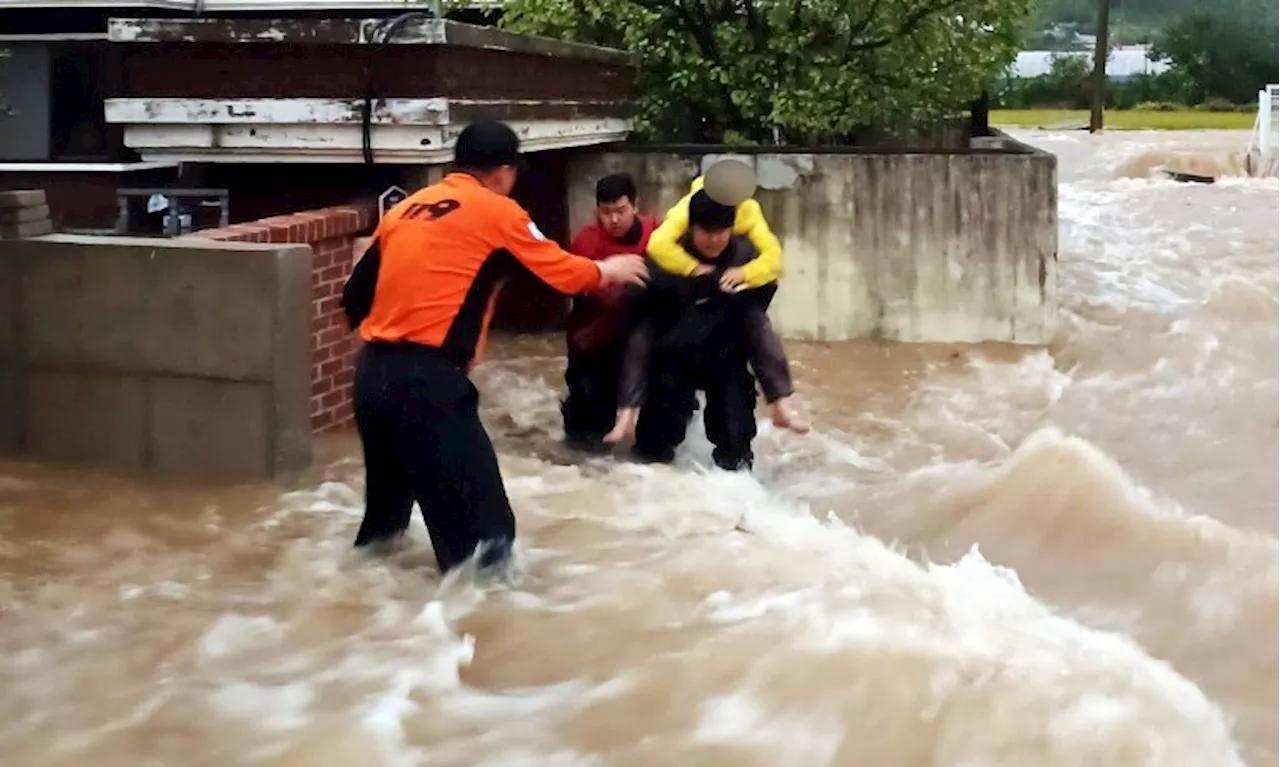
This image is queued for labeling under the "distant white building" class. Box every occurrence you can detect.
[1011,46,1171,79]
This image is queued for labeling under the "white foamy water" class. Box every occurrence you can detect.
[0,130,1274,766]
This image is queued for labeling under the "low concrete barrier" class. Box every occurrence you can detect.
[568,138,1058,344]
[0,235,313,480]
[189,203,375,433]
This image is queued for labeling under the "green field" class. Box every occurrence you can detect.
[990,109,1255,131]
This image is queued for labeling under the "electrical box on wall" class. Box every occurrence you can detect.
[0,43,52,162]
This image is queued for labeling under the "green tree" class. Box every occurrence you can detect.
[502,0,1034,144]
[1151,9,1279,105]
[1022,0,1279,50]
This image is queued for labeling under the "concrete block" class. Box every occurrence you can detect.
[17,235,297,380]
[0,205,50,224]
[1,234,318,478]
[21,238,149,370]
[0,219,54,239]
[0,190,46,209]
[268,244,315,474]
[0,244,19,360]
[0,247,21,453]
[148,377,271,481]
[0,362,20,453]
[24,370,148,472]
[142,240,286,381]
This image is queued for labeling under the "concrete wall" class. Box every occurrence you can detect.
[0,234,312,480]
[567,140,1058,344]
[190,203,375,433]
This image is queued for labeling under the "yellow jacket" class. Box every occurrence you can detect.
[646,176,782,288]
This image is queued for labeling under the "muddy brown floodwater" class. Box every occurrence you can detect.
[0,130,1276,767]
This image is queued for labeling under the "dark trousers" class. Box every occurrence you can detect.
[633,348,757,471]
[561,344,623,446]
[352,342,514,574]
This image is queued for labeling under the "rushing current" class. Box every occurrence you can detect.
[0,130,1276,767]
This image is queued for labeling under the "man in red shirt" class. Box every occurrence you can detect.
[560,173,659,453]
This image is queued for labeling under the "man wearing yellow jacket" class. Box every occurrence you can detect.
[605,159,809,443]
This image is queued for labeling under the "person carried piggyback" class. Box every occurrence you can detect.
[605,157,809,443]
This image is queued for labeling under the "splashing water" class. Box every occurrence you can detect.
[0,130,1274,766]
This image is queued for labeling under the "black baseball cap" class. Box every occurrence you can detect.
[688,189,736,230]
[454,120,528,170]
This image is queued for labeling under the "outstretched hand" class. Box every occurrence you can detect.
[597,254,649,288]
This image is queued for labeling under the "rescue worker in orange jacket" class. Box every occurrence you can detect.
[340,120,648,575]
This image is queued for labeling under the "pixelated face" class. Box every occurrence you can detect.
[703,159,756,206]
[690,224,732,259]
[596,196,637,240]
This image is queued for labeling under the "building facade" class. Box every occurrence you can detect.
[0,3,632,240]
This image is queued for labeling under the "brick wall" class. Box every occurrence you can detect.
[193,203,375,434]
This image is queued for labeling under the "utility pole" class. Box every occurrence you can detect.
[1089,0,1110,132]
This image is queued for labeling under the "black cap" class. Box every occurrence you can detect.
[688,189,736,230]
[454,120,527,169]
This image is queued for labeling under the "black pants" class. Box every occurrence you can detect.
[633,348,757,471]
[562,342,700,449]
[561,344,623,447]
[352,342,514,574]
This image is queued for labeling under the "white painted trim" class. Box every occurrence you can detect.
[0,0,495,9]
[0,33,110,42]
[0,0,194,8]
[196,0,500,10]
[0,161,181,172]
[121,119,632,164]
[105,98,452,126]
[105,98,619,126]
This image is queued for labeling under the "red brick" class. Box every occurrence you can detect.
[316,295,342,316]
[317,327,344,348]
[319,357,342,379]
[312,409,335,430]
[312,249,336,270]
[319,264,346,283]
[312,375,333,397]
[315,239,350,257]
[183,201,378,439]
[191,201,375,248]
[313,300,339,322]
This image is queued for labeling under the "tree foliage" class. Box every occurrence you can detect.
[1024,0,1278,45]
[1151,9,1278,106]
[501,0,1034,144]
